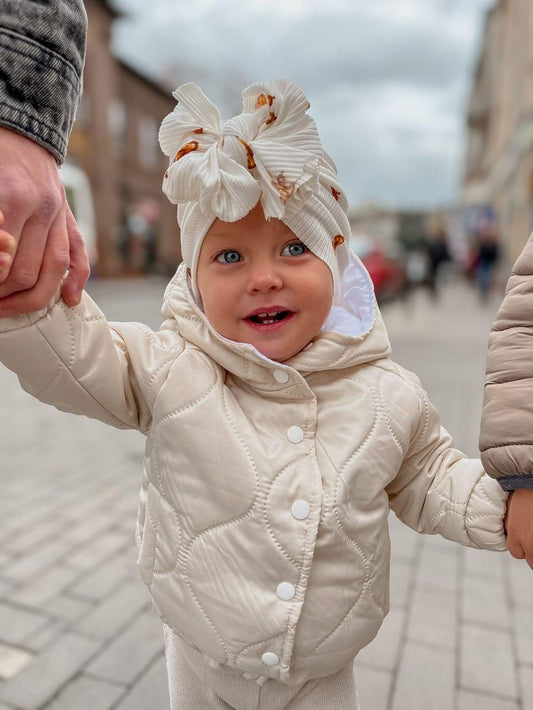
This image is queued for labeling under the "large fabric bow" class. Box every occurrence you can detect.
[158,79,333,222]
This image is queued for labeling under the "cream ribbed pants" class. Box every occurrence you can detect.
[164,626,360,710]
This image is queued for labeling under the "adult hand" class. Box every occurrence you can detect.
[505,488,533,569]
[0,126,90,315]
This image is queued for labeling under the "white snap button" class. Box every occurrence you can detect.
[277,582,296,601]
[291,500,310,520]
[261,652,279,666]
[287,426,304,444]
[273,369,290,384]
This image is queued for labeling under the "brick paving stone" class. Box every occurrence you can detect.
[86,610,163,685]
[44,595,93,624]
[66,531,128,571]
[406,584,456,649]
[67,550,136,601]
[0,603,49,646]
[354,664,391,710]
[457,690,519,710]
[388,559,413,609]
[388,514,419,563]
[45,675,125,710]
[7,566,82,608]
[113,654,169,710]
[0,644,33,680]
[519,666,533,709]
[461,573,510,629]
[356,607,404,671]
[74,578,150,639]
[391,641,454,710]
[22,621,66,653]
[414,543,459,594]
[460,623,519,699]
[513,607,533,665]
[0,632,100,709]
[462,546,506,580]
[507,557,533,610]
[1,539,73,585]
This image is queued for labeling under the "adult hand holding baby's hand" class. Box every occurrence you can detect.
[0,126,90,316]
[505,488,533,568]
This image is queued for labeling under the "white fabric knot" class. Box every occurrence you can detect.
[158,80,336,223]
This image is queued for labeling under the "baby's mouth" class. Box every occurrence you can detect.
[244,309,295,329]
[249,310,291,325]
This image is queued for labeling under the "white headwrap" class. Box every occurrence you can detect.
[158,79,351,297]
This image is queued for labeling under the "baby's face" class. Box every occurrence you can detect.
[196,204,333,362]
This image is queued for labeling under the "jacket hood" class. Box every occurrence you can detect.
[161,249,391,381]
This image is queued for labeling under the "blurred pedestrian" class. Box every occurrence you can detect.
[0,0,90,316]
[425,222,451,299]
[0,79,522,710]
[474,220,500,302]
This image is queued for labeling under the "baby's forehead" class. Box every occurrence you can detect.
[205,209,296,243]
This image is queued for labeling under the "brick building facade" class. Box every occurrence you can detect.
[67,0,179,275]
[462,0,533,265]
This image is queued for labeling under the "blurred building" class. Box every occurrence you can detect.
[66,0,179,276]
[462,0,533,266]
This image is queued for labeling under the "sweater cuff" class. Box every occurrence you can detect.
[498,475,533,492]
[0,28,82,163]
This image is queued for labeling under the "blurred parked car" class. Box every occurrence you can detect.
[59,162,98,270]
[350,235,406,301]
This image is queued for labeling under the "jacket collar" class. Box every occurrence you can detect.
[162,251,391,387]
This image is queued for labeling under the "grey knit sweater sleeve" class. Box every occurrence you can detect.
[0,0,87,163]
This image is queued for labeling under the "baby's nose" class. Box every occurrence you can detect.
[248,263,283,292]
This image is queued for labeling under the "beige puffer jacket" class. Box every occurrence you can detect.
[481,234,533,491]
[0,254,507,685]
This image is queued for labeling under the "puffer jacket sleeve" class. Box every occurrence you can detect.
[0,290,184,433]
[0,0,87,162]
[480,234,533,491]
[386,377,508,551]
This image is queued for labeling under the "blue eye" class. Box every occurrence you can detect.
[216,250,242,264]
[282,242,307,256]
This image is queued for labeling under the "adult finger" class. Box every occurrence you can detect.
[0,211,70,317]
[61,205,91,306]
[0,229,17,283]
[0,207,54,298]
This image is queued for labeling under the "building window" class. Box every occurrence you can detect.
[108,99,128,156]
[138,116,158,169]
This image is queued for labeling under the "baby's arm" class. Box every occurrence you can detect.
[0,213,183,432]
[386,373,507,552]
[480,234,533,568]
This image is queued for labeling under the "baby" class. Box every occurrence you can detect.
[0,80,513,709]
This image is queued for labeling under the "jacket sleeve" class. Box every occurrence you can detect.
[480,234,533,491]
[0,0,87,162]
[0,290,184,433]
[387,379,508,551]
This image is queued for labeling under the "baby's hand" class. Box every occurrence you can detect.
[0,211,16,283]
[505,488,533,568]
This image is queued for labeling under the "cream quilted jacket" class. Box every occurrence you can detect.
[0,255,507,685]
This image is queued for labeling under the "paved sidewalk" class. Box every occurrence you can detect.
[0,275,531,709]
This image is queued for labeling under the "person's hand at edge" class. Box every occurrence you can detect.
[505,488,533,569]
[0,127,90,316]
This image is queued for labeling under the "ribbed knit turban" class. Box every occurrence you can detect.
[158,79,351,298]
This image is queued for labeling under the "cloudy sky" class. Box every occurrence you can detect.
[111,0,494,211]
